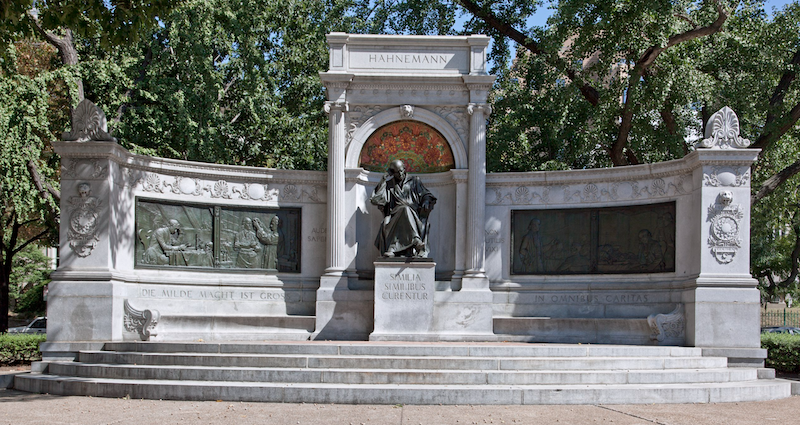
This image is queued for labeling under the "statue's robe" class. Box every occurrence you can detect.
[370,175,436,257]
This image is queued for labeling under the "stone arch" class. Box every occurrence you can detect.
[345,106,468,169]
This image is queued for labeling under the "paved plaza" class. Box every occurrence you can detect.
[1,387,798,425]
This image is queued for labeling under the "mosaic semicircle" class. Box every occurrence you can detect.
[359,120,455,173]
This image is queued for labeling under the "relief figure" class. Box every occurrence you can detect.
[142,219,187,265]
[518,218,544,272]
[234,217,260,268]
[637,229,665,271]
[254,216,280,269]
[370,159,437,258]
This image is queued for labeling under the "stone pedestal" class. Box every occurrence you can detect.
[371,259,436,341]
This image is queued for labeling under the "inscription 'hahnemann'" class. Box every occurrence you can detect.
[368,54,449,64]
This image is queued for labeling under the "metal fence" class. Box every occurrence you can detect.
[761,310,800,327]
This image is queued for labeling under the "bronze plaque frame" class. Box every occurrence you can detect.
[135,198,301,273]
[511,202,675,275]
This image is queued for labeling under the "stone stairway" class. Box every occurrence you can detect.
[15,342,791,404]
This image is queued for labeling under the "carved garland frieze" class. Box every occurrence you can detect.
[123,299,159,341]
[60,158,109,179]
[707,191,744,264]
[703,166,750,187]
[66,182,102,257]
[488,175,689,206]
[134,172,324,203]
[647,305,685,343]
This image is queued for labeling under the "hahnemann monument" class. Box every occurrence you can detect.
[25,35,781,405]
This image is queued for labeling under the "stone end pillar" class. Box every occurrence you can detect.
[683,107,762,358]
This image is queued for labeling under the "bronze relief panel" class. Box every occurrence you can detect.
[511,202,675,275]
[135,198,300,272]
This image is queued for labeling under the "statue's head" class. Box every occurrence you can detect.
[270,215,280,230]
[388,159,406,183]
[528,218,540,232]
[638,229,652,243]
[242,217,253,229]
[168,219,180,232]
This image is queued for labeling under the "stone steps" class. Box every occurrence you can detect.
[48,363,757,385]
[14,342,793,404]
[75,350,729,370]
[14,375,791,405]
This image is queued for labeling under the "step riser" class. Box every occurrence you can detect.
[78,352,726,371]
[50,363,757,385]
[14,376,791,405]
[101,342,703,358]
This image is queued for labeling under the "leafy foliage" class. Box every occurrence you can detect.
[762,332,800,373]
[0,333,45,365]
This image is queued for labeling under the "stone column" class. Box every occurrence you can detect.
[323,100,349,277]
[462,102,491,288]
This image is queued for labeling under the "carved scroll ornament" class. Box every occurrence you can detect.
[648,304,685,342]
[123,299,160,341]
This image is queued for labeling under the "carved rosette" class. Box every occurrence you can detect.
[139,173,163,193]
[695,106,751,149]
[67,183,102,257]
[707,191,744,264]
[647,305,685,343]
[123,299,160,341]
[62,99,116,142]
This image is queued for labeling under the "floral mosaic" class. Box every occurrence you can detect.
[359,120,455,173]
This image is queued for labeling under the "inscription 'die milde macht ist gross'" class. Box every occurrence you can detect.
[382,272,428,301]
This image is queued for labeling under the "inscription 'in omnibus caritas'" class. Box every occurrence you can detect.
[368,54,449,64]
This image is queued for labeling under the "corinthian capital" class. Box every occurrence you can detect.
[467,103,493,116]
[324,101,349,114]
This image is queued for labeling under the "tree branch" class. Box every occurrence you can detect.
[752,48,800,151]
[456,0,600,106]
[11,228,50,256]
[26,11,84,100]
[753,158,800,204]
[610,1,729,165]
[27,159,60,204]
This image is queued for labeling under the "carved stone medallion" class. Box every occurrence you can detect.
[707,191,743,264]
[67,182,102,257]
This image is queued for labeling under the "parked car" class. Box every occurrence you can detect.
[8,317,46,334]
[761,326,800,335]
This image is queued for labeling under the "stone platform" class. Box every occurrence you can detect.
[15,341,791,404]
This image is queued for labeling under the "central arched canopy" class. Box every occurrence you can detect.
[345,107,468,170]
[359,120,455,173]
